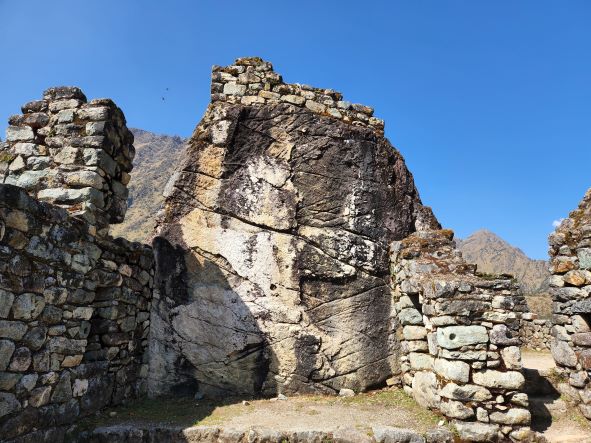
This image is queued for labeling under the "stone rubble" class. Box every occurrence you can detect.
[548,188,591,420]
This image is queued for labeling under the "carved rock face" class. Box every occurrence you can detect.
[149,97,435,397]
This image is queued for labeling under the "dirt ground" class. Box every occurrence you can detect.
[79,389,443,436]
[79,356,591,442]
[522,349,591,443]
[522,349,556,371]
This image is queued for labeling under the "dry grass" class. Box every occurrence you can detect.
[76,388,443,435]
[526,293,552,319]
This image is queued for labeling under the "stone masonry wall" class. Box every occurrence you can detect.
[519,314,551,351]
[391,229,532,442]
[548,188,591,420]
[0,87,134,237]
[210,57,384,135]
[0,89,153,442]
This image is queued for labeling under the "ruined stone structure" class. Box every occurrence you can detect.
[150,57,441,398]
[1,87,134,237]
[549,188,591,420]
[0,88,153,442]
[0,60,551,442]
[391,229,531,441]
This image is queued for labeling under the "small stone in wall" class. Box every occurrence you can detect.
[500,346,521,370]
[8,346,31,371]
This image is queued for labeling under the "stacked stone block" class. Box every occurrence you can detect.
[519,314,551,351]
[0,89,153,442]
[210,57,385,134]
[0,86,135,236]
[391,229,532,442]
[548,188,591,420]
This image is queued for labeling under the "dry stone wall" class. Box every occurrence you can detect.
[0,89,153,442]
[391,229,532,442]
[0,87,134,237]
[519,314,551,351]
[548,188,591,420]
[211,57,385,135]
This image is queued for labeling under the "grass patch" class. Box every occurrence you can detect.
[338,389,441,427]
[76,395,249,431]
[75,388,443,435]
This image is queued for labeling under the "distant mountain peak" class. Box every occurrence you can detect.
[457,229,549,294]
[110,129,186,242]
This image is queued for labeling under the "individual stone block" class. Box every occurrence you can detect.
[551,340,578,367]
[0,340,16,370]
[6,126,34,142]
[454,422,499,442]
[223,83,246,96]
[436,325,488,349]
[439,382,492,402]
[578,248,591,269]
[0,372,21,390]
[409,353,434,371]
[490,324,520,346]
[371,426,425,443]
[29,386,51,407]
[433,358,470,383]
[0,321,27,340]
[489,408,531,425]
[399,308,423,325]
[472,370,525,389]
[440,400,474,419]
[500,346,521,369]
[8,347,31,372]
[51,372,72,403]
[11,293,45,320]
[22,326,47,351]
[0,290,15,318]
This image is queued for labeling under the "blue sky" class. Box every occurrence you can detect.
[1,1,590,259]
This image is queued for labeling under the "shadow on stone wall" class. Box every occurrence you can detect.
[149,236,270,400]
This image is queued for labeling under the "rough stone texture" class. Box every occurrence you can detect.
[53,424,454,443]
[0,87,135,235]
[150,57,440,398]
[390,229,531,440]
[0,89,154,441]
[519,313,551,351]
[548,187,591,420]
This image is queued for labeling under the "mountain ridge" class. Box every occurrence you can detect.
[110,128,186,242]
[456,229,549,294]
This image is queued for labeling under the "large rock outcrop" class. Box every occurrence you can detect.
[149,57,439,397]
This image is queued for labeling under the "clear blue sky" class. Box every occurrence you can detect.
[1,1,590,259]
